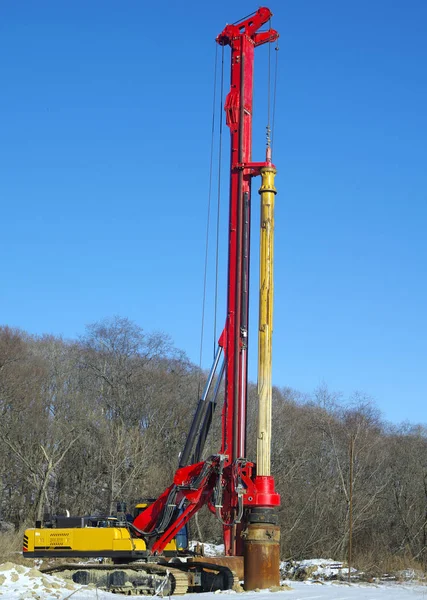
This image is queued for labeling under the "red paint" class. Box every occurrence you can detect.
[133,8,280,559]
[216,8,279,554]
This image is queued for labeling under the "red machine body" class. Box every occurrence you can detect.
[133,7,279,558]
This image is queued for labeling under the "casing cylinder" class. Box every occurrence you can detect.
[244,509,280,590]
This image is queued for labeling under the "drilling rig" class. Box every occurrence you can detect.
[23,7,281,594]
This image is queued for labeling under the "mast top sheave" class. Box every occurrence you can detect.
[216,7,278,48]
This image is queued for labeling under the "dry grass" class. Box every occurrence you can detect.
[0,528,30,565]
[354,550,426,581]
[0,527,45,569]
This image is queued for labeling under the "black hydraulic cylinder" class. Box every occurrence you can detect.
[193,359,225,463]
[179,347,222,468]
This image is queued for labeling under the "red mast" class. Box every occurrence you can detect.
[133,9,281,584]
[216,7,279,556]
[217,8,278,463]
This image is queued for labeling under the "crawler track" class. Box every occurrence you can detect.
[41,560,238,595]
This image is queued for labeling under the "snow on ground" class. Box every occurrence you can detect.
[0,562,118,599]
[198,583,427,598]
[280,558,358,581]
[1,561,427,599]
[189,541,225,557]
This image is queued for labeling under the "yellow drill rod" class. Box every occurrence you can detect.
[257,165,277,476]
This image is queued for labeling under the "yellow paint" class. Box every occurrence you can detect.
[24,526,178,554]
[257,166,277,477]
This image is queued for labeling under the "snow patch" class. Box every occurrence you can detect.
[281,557,359,581]
[2,558,426,599]
[0,562,118,599]
[189,540,225,556]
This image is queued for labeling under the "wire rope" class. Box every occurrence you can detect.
[271,37,279,156]
[203,44,225,459]
[198,44,218,394]
[232,10,257,25]
[267,18,272,134]
[213,44,225,357]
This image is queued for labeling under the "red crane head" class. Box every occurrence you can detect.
[216,7,278,48]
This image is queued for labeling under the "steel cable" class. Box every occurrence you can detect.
[198,44,219,397]
[271,38,279,156]
[213,45,225,356]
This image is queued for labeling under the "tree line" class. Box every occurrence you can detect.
[1,317,426,568]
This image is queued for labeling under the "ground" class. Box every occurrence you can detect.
[1,561,427,600]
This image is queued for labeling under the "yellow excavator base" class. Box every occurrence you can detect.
[23,526,177,559]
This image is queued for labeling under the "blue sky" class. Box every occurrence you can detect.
[1,1,426,425]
